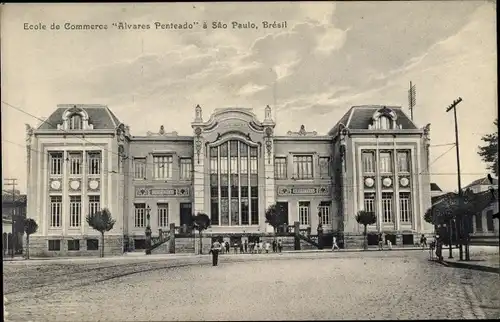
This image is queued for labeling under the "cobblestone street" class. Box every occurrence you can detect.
[3,251,497,321]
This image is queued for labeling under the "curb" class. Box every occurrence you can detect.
[436,259,500,274]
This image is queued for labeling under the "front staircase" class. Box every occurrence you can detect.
[470,234,499,246]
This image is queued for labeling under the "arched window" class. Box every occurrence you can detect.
[378,116,391,130]
[209,139,259,227]
[69,114,83,130]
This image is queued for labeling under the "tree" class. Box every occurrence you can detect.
[265,203,287,240]
[355,210,376,250]
[478,118,498,177]
[23,218,38,259]
[192,212,211,255]
[86,208,116,258]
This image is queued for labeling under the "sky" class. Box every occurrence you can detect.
[1,1,497,194]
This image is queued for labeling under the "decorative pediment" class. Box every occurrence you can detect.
[287,125,317,136]
[59,105,93,130]
[369,106,398,130]
[193,106,271,134]
[146,125,178,137]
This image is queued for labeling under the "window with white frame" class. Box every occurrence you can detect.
[158,203,169,227]
[153,155,173,179]
[379,151,393,173]
[319,157,330,177]
[363,192,376,215]
[230,155,238,174]
[69,114,83,130]
[318,201,331,225]
[362,151,375,173]
[69,152,82,175]
[135,203,146,228]
[299,201,311,225]
[293,155,313,179]
[88,195,100,216]
[49,152,63,175]
[50,196,62,227]
[397,151,410,173]
[69,195,82,227]
[134,158,146,179]
[87,152,101,175]
[274,157,287,179]
[399,192,412,223]
[180,158,192,179]
[382,192,393,223]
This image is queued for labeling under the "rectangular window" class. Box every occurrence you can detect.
[88,195,100,216]
[210,147,218,174]
[230,156,238,174]
[86,239,99,250]
[250,198,259,225]
[293,155,313,179]
[135,203,146,228]
[69,152,82,175]
[379,152,393,173]
[319,157,330,178]
[50,196,62,228]
[211,198,219,226]
[220,156,228,174]
[49,152,63,175]
[87,152,101,175]
[299,201,311,225]
[48,240,61,251]
[382,192,393,223]
[240,156,248,174]
[362,151,375,173]
[318,201,331,225]
[397,151,410,173]
[274,157,287,179]
[69,196,81,227]
[68,240,80,251]
[180,158,192,179]
[399,192,411,223]
[364,192,376,215]
[250,156,258,174]
[241,198,249,225]
[134,158,146,179]
[221,198,229,226]
[158,203,169,227]
[153,155,173,179]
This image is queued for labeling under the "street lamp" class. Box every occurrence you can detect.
[145,205,152,255]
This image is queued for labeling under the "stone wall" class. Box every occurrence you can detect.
[26,235,123,257]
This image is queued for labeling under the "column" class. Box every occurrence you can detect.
[375,137,383,232]
[264,139,275,232]
[193,138,205,215]
[481,211,488,233]
[238,142,242,226]
[217,146,221,225]
[62,150,68,235]
[81,148,87,235]
[393,141,400,231]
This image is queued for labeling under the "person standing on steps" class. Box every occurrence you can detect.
[211,239,222,266]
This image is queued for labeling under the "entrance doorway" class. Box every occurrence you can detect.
[180,203,193,227]
[276,202,289,233]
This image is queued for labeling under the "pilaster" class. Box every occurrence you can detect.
[375,136,383,232]
[193,138,206,215]
[393,137,400,231]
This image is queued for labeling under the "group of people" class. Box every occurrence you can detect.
[210,238,284,266]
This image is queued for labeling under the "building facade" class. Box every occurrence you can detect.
[26,104,433,256]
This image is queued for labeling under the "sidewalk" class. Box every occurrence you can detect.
[435,246,499,274]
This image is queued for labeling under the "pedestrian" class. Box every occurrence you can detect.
[272,239,277,252]
[244,240,248,253]
[387,239,392,250]
[277,239,283,253]
[259,241,263,254]
[378,233,384,251]
[265,241,271,253]
[420,234,427,249]
[332,236,340,251]
[211,239,222,266]
[225,241,230,254]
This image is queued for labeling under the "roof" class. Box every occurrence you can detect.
[430,183,442,192]
[37,104,121,130]
[464,176,498,189]
[328,105,418,136]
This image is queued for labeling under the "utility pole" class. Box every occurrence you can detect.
[3,178,18,258]
[408,81,416,121]
[445,97,466,261]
